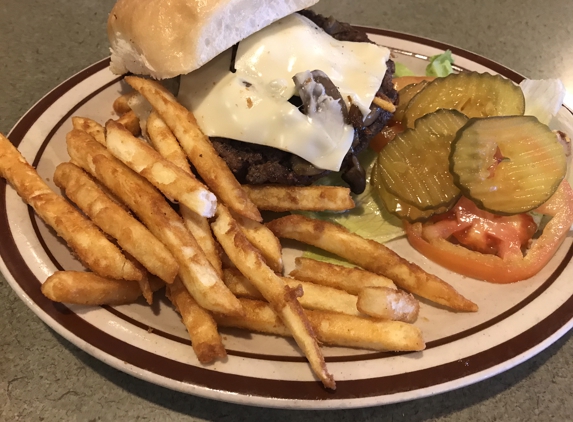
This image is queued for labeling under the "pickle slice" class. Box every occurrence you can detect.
[450,116,567,214]
[404,72,525,128]
[393,81,428,123]
[376,109,466,210]
[372,165,451,222]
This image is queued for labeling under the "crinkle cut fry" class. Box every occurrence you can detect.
[124,76,261,222]
[53,162,178,285]
[214,298,425,352]
[267,214,478,312]
[0,133,144,282]
[211,205,335,390]
[65,128,243,316]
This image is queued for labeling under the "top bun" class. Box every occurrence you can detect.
[108,0,319,79]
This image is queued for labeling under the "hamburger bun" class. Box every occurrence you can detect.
[108,0,319,79]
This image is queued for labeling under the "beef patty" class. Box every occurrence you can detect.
[210,10,398,194]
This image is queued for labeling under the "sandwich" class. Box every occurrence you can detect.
[107,0,397,193]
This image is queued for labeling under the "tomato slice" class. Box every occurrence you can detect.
[405,180,573,283]
[427,196,537,259]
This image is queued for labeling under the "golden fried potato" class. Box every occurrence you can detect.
[223,268,362,317]
[167,278,227,364]
[230,211,283,273]
[137,274,154,305]
[41,271,154,305]
[145,111,222,274]
[66,129,243,316]
[267,215,478,312]
[242,185,355,212]
[214,298,425,352]
[290,257,396,295]
[106,120,217,217]
[180,206,223,277]
[357,287,420,323]
[211,205,334,390]
[72,117,106,146]
[0,133,144,282]
[112,92,136,115]
[116,110,140,136]
[146,110,190,171]
[124,76,261,222]
[53,162,178,285]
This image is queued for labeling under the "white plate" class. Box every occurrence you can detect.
[1,28,573,410]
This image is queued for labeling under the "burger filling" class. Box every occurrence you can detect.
[178,11,397,193]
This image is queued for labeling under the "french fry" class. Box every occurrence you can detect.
[290,257,396,295]
[41,271,163,306]
[230,211,283,273]
[115,110,140,136]
[66,129,243,316]
[0,133,144,282]
[113,92,136,115]
[53,162,178,285]
[214,298,425,352]
[267,215,478,312]
[242,185,355,212]
[167,278,227,364]
[146,111,222,275]
[124,76,262,222]
[357,287,420,323]
[211,205,334,389]
[72,117,106,146]
[137,273,154,305]
[180,206,223,277]
[105,120,217,218]
[223,268,362,317]
[147,111,190,171]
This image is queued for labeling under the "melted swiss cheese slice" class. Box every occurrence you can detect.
[179,14,390,171]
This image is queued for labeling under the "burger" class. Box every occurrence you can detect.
[107,0,398,194]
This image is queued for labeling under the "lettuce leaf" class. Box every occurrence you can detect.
[394,62,415,78]
[426,50,454,77]
[300,149,405,264]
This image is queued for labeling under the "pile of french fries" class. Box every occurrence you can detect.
[0,76,478,390]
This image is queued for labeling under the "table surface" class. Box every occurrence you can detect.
[2,0,573,420]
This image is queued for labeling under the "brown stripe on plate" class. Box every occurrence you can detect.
[2,31,573,404]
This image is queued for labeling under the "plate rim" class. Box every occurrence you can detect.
[2,28,573,409]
